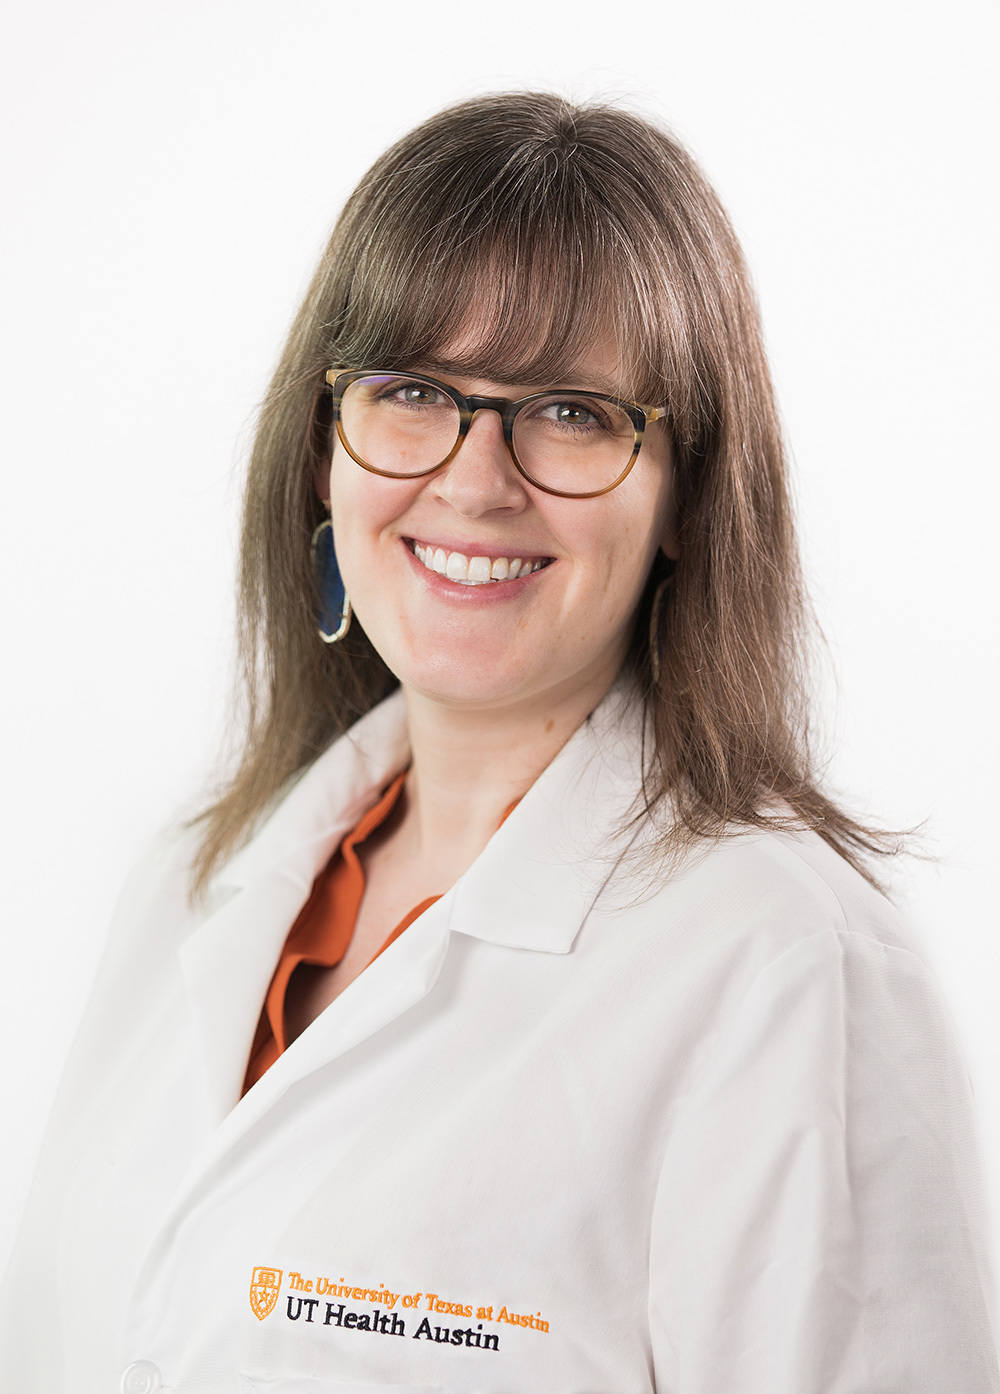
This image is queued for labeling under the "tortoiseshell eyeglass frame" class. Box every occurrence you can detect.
[324,367,669,500]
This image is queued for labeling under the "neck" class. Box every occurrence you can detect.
[397,667,622,885]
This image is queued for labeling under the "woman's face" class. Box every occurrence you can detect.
[323,340,678,714]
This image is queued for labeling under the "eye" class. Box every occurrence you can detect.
[366,375,450,409]
[533,397,616,433]
[399,382,438,405]
[555,402,595,425]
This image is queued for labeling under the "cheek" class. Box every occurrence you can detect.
[328,450,409,557]
[328,445,366,526]
[556,488,667,603]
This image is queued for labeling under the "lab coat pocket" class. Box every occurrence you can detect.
[239,1378,441,1393]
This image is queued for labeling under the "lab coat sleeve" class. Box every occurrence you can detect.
[647,928,1000,1393]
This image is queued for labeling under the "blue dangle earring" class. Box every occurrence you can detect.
[311,518,352,643]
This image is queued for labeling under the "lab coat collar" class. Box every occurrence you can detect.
[211,688,413,894]
[210,676,650,952]
[445,680,650,955]
[179,678,650,1119]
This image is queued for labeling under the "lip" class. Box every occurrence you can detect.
[401,536,555,604]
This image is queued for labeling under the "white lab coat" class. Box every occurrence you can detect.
[2,685,998,1393]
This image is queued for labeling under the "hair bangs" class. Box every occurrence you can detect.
[328,148,676,408]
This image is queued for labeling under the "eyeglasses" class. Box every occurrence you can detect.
[325,368,668,499]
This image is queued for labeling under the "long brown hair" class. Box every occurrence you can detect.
[190,91,899,896]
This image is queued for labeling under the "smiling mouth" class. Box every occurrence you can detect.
[408,539,554,586]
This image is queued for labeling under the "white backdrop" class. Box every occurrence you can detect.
[2,0,997,1278]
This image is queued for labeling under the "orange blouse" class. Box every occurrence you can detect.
[241,772,438,1095]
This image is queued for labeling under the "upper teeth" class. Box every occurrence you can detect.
[412,542,550,584]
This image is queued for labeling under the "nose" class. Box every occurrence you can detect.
[429,407,528,516]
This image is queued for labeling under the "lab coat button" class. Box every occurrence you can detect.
[120,1360,163,1393]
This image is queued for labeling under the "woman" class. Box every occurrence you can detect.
[2,92,997,1393]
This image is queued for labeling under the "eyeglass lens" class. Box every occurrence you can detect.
[338,374,637,494]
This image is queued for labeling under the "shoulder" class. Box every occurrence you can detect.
[574,686,923,970]
[662,821,915,955]
[90,820,209,985]
[591,821,937,1029]
[97,691,413,963]
[624,828,978,1171]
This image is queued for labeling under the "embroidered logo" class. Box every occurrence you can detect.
[249,1266,283,1320]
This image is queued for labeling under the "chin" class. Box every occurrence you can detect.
[358,605,545,707]
[388,646,543,710]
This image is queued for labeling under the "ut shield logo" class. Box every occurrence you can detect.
[249,1266,283,1320]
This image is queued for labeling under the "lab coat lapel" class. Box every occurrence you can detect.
[178,862,328,1122]
[178,690,411,1121]
[175,892,455,1212]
